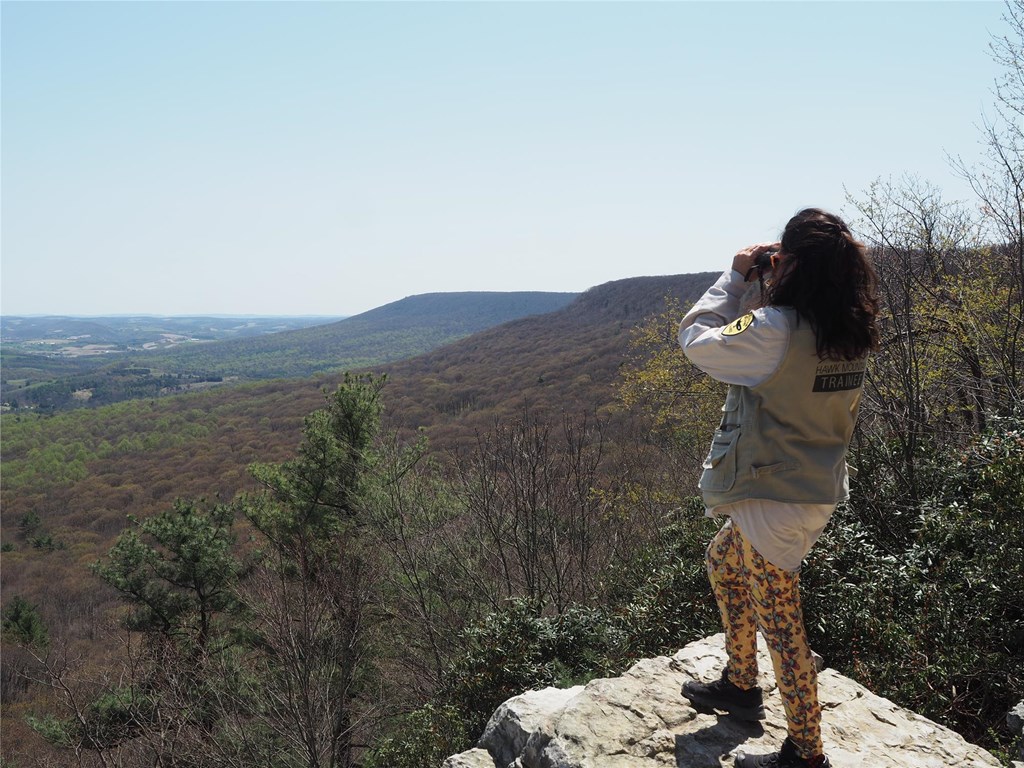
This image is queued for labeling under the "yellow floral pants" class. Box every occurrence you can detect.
[707,519,823,759]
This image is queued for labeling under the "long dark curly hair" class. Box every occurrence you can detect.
[765,208,880,361]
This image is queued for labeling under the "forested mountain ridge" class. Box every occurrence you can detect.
[1,273,717,767]
[379,273,719,442]
[1,273,715,549]
[4,247,1022,767]
[1,291,577,411]
[144,290,580,378]
[0,271,716,576]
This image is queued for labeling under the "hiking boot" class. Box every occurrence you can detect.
[735,737,831,768]
[681,669,765,721]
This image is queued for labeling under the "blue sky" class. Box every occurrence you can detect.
[1,1,1007,316]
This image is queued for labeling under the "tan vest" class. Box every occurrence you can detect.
[699,309,866,507]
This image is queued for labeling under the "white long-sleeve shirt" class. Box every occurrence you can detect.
[678,269,789,386]
[679,269,832,572]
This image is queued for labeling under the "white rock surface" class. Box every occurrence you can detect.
[441,748,499,768]
[1009,699,1024,762]
[1009,700,1024,734]
[478,685,585,768]
[446,633,1003,768]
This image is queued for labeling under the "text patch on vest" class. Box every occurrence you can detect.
[812,359,866,392]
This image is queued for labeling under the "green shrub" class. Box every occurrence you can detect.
[1,595,49,651]
[609,500,721,658]
[802,414,1024,750]
[362,704,468,768]
[441,599,622,738]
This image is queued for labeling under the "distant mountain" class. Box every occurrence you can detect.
[145,291,580,379]
[1,292,578,410]
[1,315,342,406]
[2,271,717,535]
[378,273,719,445]
[1,315,341,348]
[0,273,716,702]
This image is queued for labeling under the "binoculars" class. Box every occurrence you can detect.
[754,249,779,271]
[745,249,779,282]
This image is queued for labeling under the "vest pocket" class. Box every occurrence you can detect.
[699,427,741,493]
[750,461,799,478]
[718,386,741,429]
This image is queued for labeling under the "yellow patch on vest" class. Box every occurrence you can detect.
[722,312,755,337]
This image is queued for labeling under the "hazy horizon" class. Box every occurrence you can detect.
[2,1,1006,316]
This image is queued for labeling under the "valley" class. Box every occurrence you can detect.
[0,291,577,412]
[2,265,1020,767]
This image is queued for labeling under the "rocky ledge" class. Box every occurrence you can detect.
[443,633,1008,768]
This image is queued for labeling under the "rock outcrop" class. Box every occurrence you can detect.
[443,633,1004,768]
[1009,700,1024,763]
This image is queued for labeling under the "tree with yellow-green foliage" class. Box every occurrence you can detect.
[616,295,726,487]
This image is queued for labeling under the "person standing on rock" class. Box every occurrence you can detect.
[677,208,880,768]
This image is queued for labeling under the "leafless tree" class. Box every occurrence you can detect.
[950,0,1024,400]
[451,409,625,614]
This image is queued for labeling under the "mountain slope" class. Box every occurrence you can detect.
[379,273,718,444]
[3,272,715,538]
[1,272,717,762]
[1,274,716,611]
[2,292,578,411]
[144,291,580,379]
